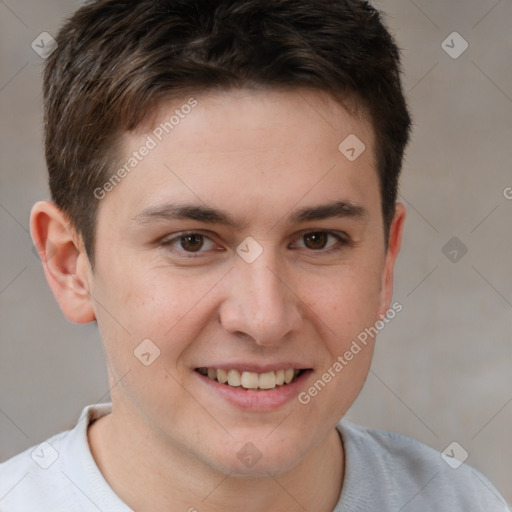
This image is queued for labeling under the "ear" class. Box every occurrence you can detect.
[30,201,96,323]
[377,202,405,318]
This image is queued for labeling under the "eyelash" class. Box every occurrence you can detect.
[160,230,352,257]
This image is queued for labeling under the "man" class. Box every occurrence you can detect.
[0,0,508,510]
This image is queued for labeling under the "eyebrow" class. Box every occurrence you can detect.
[132,200,367,229]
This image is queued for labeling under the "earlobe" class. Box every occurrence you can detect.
[30,201,96,324]
[378,203,406,318]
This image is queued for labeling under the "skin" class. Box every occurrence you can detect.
[31,88,405,512]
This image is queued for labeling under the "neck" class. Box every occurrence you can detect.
[88,406,344,512]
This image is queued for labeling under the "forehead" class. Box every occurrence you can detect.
[138,88,373,157]
[105,88,379,223]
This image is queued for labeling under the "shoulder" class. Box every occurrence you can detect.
[0,404,119,512]
[336,421,509,511]
[0,429,76,511]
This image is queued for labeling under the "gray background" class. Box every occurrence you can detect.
[1,0,511,505]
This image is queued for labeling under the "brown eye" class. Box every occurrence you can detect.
[162,231,218,257]
[180,234,204,252]
[293,231,350,253]
[303,232,329,250]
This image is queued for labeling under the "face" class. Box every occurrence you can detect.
[85,89,402,475]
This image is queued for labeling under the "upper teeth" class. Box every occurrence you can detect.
[198,368,300,390]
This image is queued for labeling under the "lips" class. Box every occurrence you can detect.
[195,368,305,391]
[194,365,313,411]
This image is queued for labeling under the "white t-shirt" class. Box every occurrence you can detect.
[0,403,508,511]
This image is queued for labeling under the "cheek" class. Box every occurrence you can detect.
[98,257,198,323]
[93,263,225,367]
[298,271,380,419]
[92,267,208,403]
[302,263,383,341]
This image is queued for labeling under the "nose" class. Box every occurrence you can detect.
[219,253,303,347]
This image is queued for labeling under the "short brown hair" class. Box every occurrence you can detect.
[43,0,412,267]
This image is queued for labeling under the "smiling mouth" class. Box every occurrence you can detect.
[195,368,307,391]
